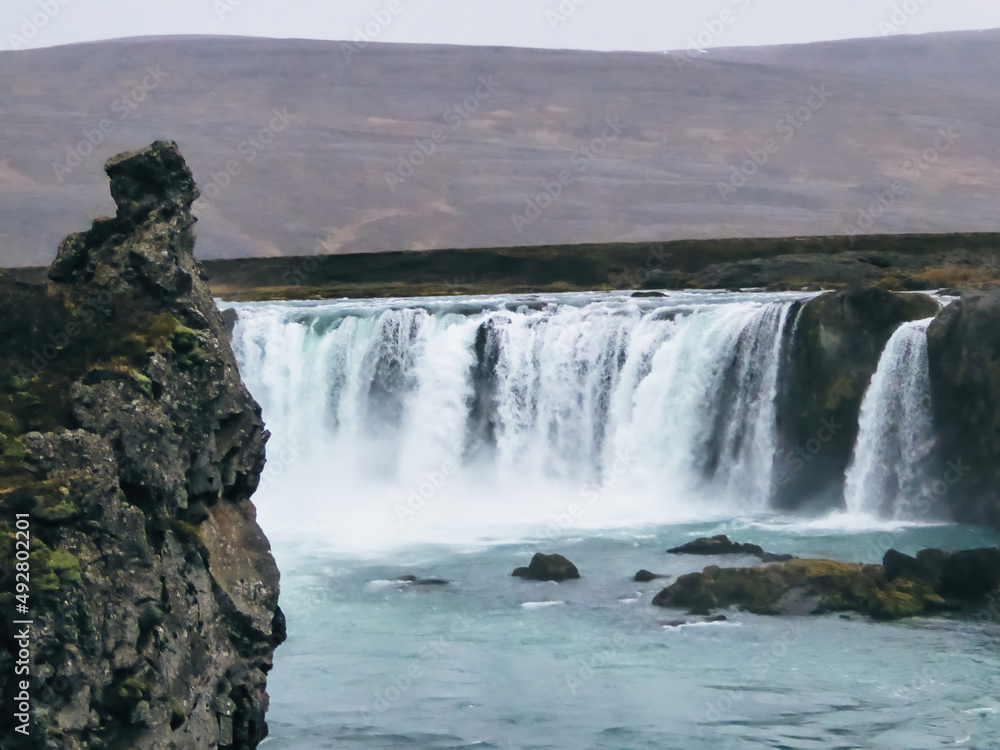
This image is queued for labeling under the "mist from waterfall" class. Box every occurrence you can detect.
[229,292,800,552]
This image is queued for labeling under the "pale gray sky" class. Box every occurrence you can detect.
[3,0,1000,53]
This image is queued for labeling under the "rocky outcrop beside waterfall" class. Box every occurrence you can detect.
[927,291,1000,528]
[773,285,939,511]
[0,141,284,749]
[653,547,1000,620]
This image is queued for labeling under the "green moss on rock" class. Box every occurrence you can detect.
[29,542,83,591]
[116,677,152,701]
[654,556,965,620]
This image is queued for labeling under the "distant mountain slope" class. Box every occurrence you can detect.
[0,31,998,266]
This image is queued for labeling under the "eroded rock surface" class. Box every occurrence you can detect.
[927,291,1000,528]
[0,141,284,749]
[773,285,939,511]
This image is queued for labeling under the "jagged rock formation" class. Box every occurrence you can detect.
[772,285,939,511]
[927,291,1000,528]
[0,141,284,749]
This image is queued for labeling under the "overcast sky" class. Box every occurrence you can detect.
[3,0,1000,53]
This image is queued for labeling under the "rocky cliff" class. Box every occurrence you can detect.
[772,285,939,511]
[927,291,1000,528]
[0,141,284,749]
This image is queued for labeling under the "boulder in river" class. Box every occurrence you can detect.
[634,569,668,582]
[883,547,1000,599]
[512,553,580,582]
[652,558,945,619]
[667,535,792,562]
[940,548,1000,598]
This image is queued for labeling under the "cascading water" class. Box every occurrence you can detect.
[230,292,798,551]
[844,318,939,520]
[237,295,1000,750]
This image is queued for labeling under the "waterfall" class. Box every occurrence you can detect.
[229,293,796,550]
[844,318,938,520]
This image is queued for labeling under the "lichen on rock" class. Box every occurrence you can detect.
[0,141,284,749]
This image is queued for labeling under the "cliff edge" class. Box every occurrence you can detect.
[0,141,284,749]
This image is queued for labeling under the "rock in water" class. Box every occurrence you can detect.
[634,569,667,582]
[883,549,935,584]
[652,558,947,619]
[512,553,581,582]
[667,535,792,562]
[940,548,1000,598]
[0,141,284,749]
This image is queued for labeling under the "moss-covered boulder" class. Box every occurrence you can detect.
[652,557,947,620]
[773,285,939,511]
[927,291,1000,528]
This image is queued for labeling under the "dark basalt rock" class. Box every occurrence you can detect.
[634,569,668,582]
[0,141,283,750]
[940,548,1000,599]
[654,547,1000,620]
[631,291,666,298]
[667,535,792,563]
[927,291,1000,527]
[773,284,939,512]
[652,558,944,619]
[512,553,580,582]
[883,549,935,584]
